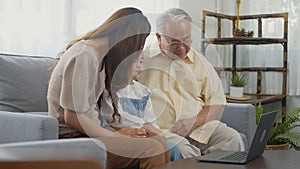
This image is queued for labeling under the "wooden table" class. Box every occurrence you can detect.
[154,150,300,169]
[0,161,102,169]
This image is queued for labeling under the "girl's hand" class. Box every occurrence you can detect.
[143,124,165,138]
[116,127,147,138]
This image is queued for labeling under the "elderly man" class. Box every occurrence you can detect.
[138,8,244,157]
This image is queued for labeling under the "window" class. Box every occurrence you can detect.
[0,0,179,56]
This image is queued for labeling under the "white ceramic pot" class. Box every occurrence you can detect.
[230,86,244,97]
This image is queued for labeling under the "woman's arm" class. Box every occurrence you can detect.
[64,109,119,137]
[65,109,148,138]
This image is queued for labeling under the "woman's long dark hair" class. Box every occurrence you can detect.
[51,7,151,124]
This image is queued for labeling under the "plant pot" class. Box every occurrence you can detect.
[229,86,244,97]
[265,142,289,150]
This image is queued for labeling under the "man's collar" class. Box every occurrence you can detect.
[185,50,194,63]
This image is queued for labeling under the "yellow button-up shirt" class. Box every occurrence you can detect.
[138,43,226,143]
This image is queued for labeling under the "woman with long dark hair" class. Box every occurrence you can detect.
[48,7,169,169]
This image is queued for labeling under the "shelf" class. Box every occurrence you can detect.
[202,38,287,45]
[202,10,288,116]
[214,67,287,72]
[225,94,286,104]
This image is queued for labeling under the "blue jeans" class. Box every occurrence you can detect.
[166,141,182,161]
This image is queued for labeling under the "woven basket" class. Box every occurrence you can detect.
[265,142,289,150]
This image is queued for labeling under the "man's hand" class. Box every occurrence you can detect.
[171,117,197,137]
[116,127,147,138]
[171,106,224,137]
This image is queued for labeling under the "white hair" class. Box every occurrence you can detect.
[156,8,193,35]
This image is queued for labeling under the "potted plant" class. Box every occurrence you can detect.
[230,73,246,97]
[265,107,300,150]
[254,102,263,125]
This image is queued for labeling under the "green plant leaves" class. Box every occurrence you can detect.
[267,108,300,150]
[276,132,300,150]
[230,73,246,87]
[254,102,263,125]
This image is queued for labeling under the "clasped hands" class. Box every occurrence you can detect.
[116,117,197,138]
[116,124,164,138]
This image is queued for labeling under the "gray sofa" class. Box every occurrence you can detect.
[0,53,58,143]
[0,138,107,169]
[0,53,107,168]
[0,53,256,164]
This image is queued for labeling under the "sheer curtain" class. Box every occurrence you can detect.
[0,0,179,57]
[244,0,300,96]
[70,0,179,49]
[0,0,66,56]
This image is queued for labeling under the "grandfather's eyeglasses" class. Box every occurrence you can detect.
[161,35,192,49]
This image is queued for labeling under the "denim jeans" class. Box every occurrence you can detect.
[167,141,183,161]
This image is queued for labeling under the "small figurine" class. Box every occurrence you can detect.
[233,28,254,37]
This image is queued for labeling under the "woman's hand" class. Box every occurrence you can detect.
[115,125,165,138]
[117,127,147,138]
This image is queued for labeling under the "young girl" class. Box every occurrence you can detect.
[101,52,182,161]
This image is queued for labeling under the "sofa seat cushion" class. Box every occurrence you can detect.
[0,111,58,143]
[0,53,54,112]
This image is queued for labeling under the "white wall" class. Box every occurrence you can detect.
[179,0,217,28]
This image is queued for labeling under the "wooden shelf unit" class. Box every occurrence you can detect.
[201,10,288,116]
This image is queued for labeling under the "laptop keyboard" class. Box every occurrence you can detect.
[219,152,248,161]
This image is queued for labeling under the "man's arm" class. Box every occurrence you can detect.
[171,105,224,137]
[194,105,224,128]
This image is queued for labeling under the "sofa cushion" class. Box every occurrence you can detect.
[0,111,58,143]
[0,53,54,112]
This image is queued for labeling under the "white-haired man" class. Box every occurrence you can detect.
[138,8,245,158]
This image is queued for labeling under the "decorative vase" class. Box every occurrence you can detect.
[230,86,244,97]
[265,143,289,150]
[235,0,241,29]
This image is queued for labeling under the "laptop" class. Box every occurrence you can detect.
[197,110,277,164]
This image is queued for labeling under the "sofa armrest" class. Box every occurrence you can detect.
[0,111,58,143]
[0,138,107,169]
[220,103,256,149]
